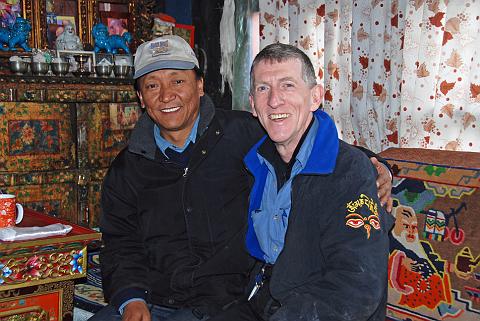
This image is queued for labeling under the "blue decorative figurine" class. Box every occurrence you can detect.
[0,17,32,52]
[92,23,132,54]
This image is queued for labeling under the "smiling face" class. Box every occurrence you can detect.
[250,58,323,161]
[137,69,204,146]
[64,24,75,36]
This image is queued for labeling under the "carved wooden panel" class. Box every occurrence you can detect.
[1,173,78,222]
[76,102,140,169]
[0,102,75,172]
[0,281,74,321]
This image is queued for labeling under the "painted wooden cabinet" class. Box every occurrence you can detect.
[0,209,101,320]
[0,75,140,227]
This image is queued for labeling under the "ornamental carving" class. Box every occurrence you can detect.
[0,249,85,286]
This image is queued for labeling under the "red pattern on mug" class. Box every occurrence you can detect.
[0,194,23,228]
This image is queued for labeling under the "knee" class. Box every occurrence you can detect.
[88,305,121,321]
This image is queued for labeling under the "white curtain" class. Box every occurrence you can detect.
[258,0,480,152]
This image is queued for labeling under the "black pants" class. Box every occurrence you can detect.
[208,265,280,321]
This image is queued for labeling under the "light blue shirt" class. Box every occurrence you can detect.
[252,117,319,264]
[153,115,200,156]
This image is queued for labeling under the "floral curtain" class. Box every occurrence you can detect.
[258,0,480,152]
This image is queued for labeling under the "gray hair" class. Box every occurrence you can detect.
[250,43,317,93]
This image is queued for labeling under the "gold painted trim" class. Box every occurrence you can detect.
[86,0,97,45]
[0,305,47,317]
[0,247,90,291]
[0,271,86,292]
[33,0,43,49]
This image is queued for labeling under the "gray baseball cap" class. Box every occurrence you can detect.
[133,35,199,79]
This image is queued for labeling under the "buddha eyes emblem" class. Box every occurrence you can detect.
[345,194,380,239]
[345,213,380,239]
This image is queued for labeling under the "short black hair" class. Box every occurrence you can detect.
[134,66,204,91]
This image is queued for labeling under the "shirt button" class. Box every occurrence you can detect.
[168,298,175,304]
[273,215,279,220]
[186,207,193,213]
[215,130,220,135]
[201,149,207,155]
[273,246,278,252]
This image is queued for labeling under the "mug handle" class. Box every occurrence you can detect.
[15,203,23,224]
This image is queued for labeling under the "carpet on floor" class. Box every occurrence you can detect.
[74,251,107,315]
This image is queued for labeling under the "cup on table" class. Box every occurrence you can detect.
[0,194,23,228]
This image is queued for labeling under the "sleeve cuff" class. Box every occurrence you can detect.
[110,287,149,311]
[119,298,147,315]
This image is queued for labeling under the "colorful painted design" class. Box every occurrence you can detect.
[102,126,129,152]
[74,251,106,312]
[422,203,467,243]
[0,263,12,284]
[8,120,60,156]
[0,249,86,287]
[0,102,75,172]
[108,103,141,130]
[70,252,83,273]
[115,90,137,102]
[455,247,480,279]
[6,181,77,223]
[345,193,380,239]
[0,288,61,321]
[389,204,454,313]
[77,103,131,169]
[23,200,62,218]
[386,152,480,321]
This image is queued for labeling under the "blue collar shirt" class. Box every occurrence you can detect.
[153,115,200,156]
[252,117,319,264]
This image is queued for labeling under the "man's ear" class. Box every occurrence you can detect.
[197,78,205,97]
[249,94,258,117]
[137,91,145,108]
[310,84,324,112]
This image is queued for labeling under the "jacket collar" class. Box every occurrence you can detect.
[128,94,216,160]
[244,109,339,175]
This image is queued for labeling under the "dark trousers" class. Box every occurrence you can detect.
[208,265,280,321]
[88,304,209,321]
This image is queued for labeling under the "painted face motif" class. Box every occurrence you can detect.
[346,213,380,239]
[393,206,419,243]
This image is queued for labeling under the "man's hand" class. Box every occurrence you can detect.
[370,157,393,212]
[122,301,151,321]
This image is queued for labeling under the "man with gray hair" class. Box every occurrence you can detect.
[90,36,393,321]
[210,43,394,321]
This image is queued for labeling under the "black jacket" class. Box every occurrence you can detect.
[245,110,395,321]
[100,95,264,314]
[100,96,390,317]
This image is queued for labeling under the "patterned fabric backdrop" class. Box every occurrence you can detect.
[258,0,480,152]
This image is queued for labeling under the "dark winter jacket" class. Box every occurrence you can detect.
[100,95,264,315]
[244,110,394,321]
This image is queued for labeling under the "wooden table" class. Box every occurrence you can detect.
[0,209,101,320]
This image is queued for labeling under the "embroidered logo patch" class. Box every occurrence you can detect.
[345,194,380,239]
[150,40,169,56]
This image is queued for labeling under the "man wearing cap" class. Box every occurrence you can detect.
[90,35,393,321]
